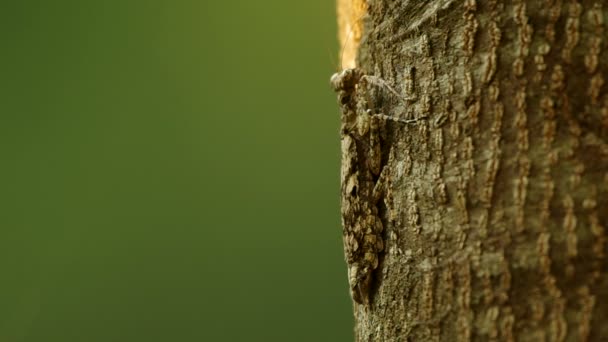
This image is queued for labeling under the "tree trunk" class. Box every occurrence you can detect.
[333,1,608,341]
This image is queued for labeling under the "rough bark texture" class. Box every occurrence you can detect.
[334,1,608,341]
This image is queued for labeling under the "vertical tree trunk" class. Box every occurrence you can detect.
[333,1,608,341]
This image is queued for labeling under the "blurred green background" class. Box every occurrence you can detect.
[0,1,352,341]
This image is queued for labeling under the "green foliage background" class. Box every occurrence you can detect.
[0,1,352,341]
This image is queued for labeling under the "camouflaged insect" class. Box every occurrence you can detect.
[331,68,387,305]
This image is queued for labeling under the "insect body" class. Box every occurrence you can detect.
[332,69,390,305]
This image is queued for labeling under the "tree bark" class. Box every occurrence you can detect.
[333,1,608,341]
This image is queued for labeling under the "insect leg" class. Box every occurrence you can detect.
[373,113,427,124]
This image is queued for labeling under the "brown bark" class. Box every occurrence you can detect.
[334,1,608,341]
